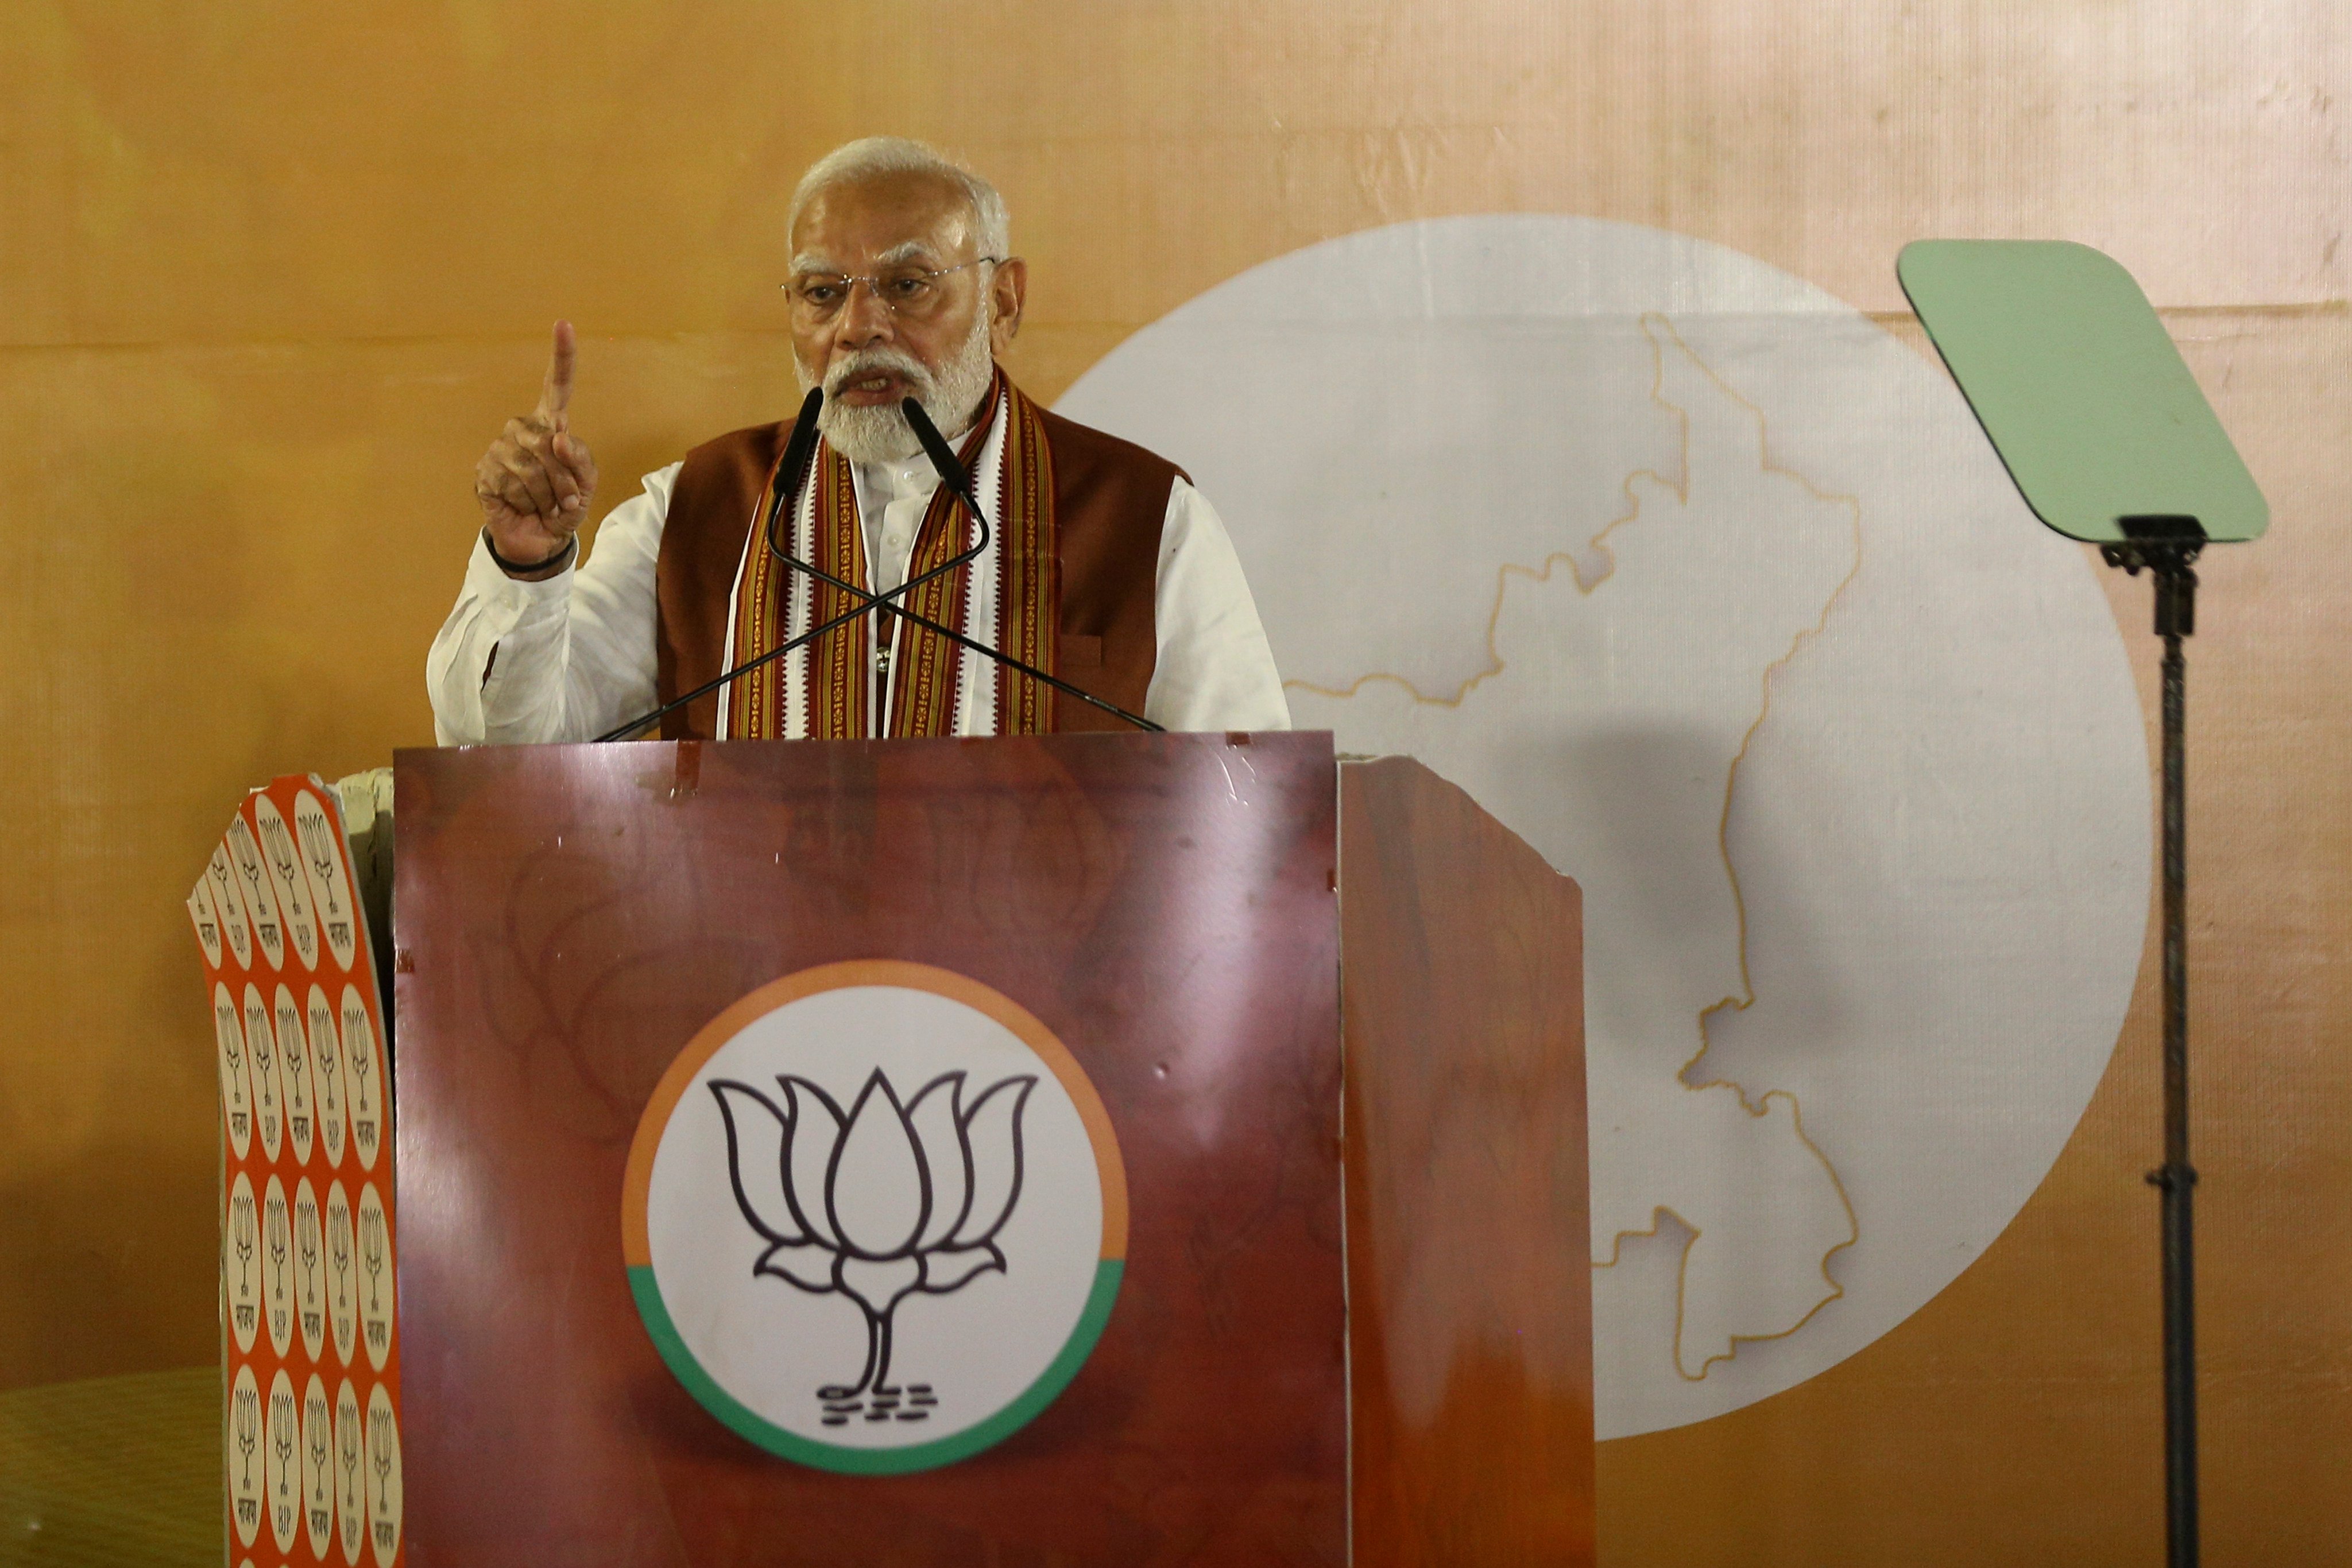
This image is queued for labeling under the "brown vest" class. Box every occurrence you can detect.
[653,405,1181,739]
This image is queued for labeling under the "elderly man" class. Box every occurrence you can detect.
[427,138,1286,744]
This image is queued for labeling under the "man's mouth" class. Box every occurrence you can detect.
[831,368,918,406]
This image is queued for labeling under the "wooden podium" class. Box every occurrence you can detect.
[384,731,1588,1566]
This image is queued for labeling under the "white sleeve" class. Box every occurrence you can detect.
[425,463,680,745]
[1143,478,1292,733]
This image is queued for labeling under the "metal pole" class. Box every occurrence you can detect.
[2103,532,2202,1568]
[2152,564,2198,1568]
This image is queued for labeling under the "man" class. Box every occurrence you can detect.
[427,137,1287,744]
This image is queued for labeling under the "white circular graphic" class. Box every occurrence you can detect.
[325,1182,358,1366]
[253,797,320,972]
[294,788,361,973]
[276,985,316,1167]
[301,1372,336,1560]
[214,983,254,1161]
[227,1362,264,1548]
[631,970,1122,1473]
[188,876,225,971]
[308,985,349,1170]
[295,1178,327,1361]
[363,1383,403,1566]
[226,1171,261,1355]
[264,1367,300,1554]
[243,984,285,1163]
[1061,215,2149,1438]
[341,986,384,1172]
[207,842,255,971]
[334,1380,366,1566]
[262,1175,295,1358]
[356,1182,394,1372]
[227,818,285,973]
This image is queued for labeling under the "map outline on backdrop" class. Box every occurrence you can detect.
[1058,214,2150,1439]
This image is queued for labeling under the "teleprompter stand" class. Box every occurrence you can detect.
[2103,514,2204,1563]
[1901,239,2270,1568]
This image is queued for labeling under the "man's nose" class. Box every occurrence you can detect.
[837,280,896,346]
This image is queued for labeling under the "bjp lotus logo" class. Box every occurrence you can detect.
[710,1068,1034,1420]
[624,962,1128,1475]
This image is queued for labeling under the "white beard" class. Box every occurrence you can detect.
[799,305,997,464]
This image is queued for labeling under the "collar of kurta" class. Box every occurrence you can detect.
[717,367,1059,740]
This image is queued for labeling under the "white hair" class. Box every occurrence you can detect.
[788,137,1011,260]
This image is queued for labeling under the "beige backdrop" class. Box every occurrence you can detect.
[4,2,2348,1561]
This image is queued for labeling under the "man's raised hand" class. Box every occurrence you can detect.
[474,321,600,575]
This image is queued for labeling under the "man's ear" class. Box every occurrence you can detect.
[989,258,1028,352]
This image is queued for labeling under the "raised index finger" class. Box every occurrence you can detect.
[537,320,577,421]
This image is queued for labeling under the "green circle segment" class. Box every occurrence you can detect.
[627,1259,1123,1475]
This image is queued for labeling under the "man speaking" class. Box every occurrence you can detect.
[427,138,1288,744]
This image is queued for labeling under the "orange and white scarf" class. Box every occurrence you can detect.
[716,371,1059,739]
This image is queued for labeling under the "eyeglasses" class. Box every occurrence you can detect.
[784,258,1003,324]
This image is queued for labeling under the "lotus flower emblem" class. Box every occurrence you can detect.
[713,1068,1034,1420]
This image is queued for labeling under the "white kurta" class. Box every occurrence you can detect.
[426,454,1291,745]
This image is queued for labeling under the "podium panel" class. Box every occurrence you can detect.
[390,733,1345,1566]
[1341,759,1594,1566]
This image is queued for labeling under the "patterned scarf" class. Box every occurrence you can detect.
[717,370,1059,739]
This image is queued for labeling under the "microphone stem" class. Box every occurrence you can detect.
[768,543,1161,734]
[598,433,1158,739]
[593,563,966,742]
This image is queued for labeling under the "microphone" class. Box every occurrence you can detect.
[876,398,1156,732]
[765,386,825,560]
[595,388,988,743]
[900,396,986,519]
